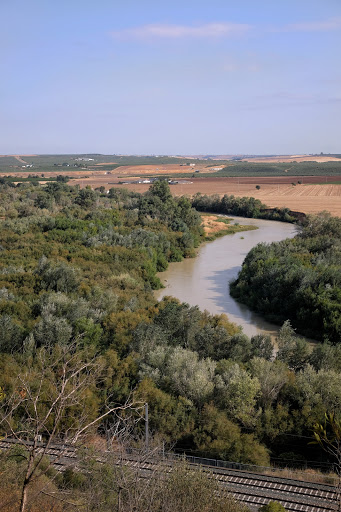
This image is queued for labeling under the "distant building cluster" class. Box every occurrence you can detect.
[119,178,193,185]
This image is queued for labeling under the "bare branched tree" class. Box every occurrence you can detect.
[0,341,143,512]
[73,448,246,512]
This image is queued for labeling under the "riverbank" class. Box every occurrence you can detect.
[155,216,297,339]
[230,212,341,343]
[200,213,257,240]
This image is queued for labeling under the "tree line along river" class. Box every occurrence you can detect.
[155,216,297,339]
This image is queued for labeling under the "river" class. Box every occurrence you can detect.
[155,216,297,338]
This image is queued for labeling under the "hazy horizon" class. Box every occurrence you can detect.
[1,152,339,157]
[2,151,340,158]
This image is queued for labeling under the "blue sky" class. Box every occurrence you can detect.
[1,0,341,154]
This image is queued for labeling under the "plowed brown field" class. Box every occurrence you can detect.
[3,168,338,217]
[113,164,219,175]
[80,178,340,217]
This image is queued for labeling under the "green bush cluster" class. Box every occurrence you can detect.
[0,181,339,473]
[231,212,341,341]
[192,193,295,222]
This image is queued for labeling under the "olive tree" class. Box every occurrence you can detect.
[215,361,260,427]
[249,358,289,408]
[165,347,216,405]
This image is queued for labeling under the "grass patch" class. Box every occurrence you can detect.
[315,180,341,185]
[201,213,258,241]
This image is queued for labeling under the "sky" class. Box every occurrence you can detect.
[1,0,341,155]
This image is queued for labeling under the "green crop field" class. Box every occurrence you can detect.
[170,161,341,178]
[2,154,341,178]
[0,154,226,173]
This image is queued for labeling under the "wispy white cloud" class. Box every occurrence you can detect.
[275,17,341,32]
[111,22,251,39]
[111,17,341,42]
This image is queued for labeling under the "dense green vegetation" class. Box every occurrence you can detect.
[0,181,340,489]
[192,193,296,222]
[0,175,70,184]
[230,212,341,342]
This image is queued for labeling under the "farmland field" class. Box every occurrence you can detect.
[1,165,339,216]
[130,182,341,216]
[109,161,341,177]
[2,154,341,176]
[111,163,225,176]
[1,154,341,216]
[68,174,341,217]
[240,155,341,163]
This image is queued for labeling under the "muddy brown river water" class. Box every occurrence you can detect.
[155,216,297,339]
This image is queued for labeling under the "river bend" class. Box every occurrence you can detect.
[155,216,297,338]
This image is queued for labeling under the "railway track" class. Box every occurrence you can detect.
[119,456,338,512]
[0,439,338,512]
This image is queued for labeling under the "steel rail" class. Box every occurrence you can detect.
[0,439,337,512]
